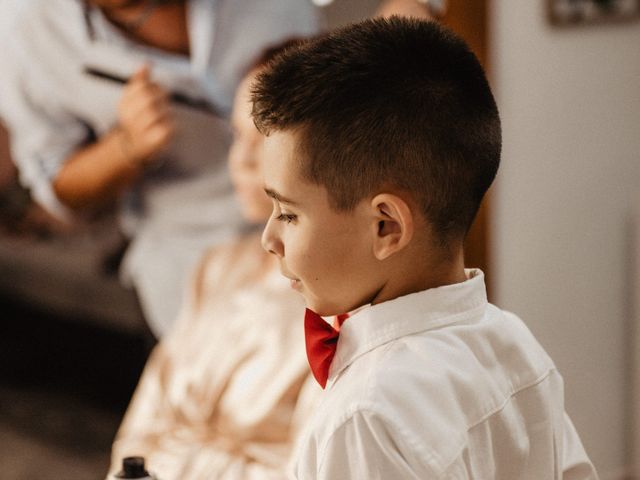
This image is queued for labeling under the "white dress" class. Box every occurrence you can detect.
[108,233,321,480]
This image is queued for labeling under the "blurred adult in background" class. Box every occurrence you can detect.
[107,45,321,479]
[0,0,320,336]
[0,0,438,337]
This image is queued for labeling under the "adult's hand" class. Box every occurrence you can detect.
[117,65,175,166]
[53,65,175,211]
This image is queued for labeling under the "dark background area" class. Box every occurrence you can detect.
[0,296,154,479]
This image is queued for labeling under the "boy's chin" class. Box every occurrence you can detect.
[298,285,357,316]
[304,299,349,317]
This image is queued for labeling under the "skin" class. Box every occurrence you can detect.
[90,0,190,55]
[376,0,435,19]
[89,0,145,7]
[53,1,188,210]
[53,65,174,209]
[228,72,272,223]
[54,1,430,212]
[260,130,466,317]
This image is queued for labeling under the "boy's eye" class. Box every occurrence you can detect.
[276,213,297,224]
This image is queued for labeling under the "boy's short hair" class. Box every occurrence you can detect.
[252,17,501,243]
[248,37,307,73]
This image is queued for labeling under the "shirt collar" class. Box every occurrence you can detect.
[327,269,488,388]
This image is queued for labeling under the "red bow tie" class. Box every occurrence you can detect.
[304,309,349,389]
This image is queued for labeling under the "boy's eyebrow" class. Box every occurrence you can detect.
[264,188,300,206]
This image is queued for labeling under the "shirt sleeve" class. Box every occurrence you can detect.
[0,15,88,220]
[316,410,431,480]
[562,413,600,480]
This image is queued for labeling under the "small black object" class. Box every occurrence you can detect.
[83,66,222,117]
[115,456,150,478]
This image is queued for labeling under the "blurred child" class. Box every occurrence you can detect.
[107,42,320,480]
[253,18,598,479]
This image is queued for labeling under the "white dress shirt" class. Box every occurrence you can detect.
[0,0,319,334]
[293,269,598,479]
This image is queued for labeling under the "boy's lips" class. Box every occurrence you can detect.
[280,268,302,290]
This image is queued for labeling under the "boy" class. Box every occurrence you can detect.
[252,17,598,479]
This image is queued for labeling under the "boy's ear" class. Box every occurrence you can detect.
[370,193,414,261]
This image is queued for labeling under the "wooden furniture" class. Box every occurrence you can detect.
[442,0,491,293]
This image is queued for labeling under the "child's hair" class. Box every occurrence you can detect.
[252,17,501,244]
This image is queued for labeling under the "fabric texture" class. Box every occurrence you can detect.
[108,233,321,480]
[293,269,599,480]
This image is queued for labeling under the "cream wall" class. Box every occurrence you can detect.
[490,1,640,477]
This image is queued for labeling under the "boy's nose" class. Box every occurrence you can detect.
[261,216,284,257]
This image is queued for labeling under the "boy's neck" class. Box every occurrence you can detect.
[369,246,467,307]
